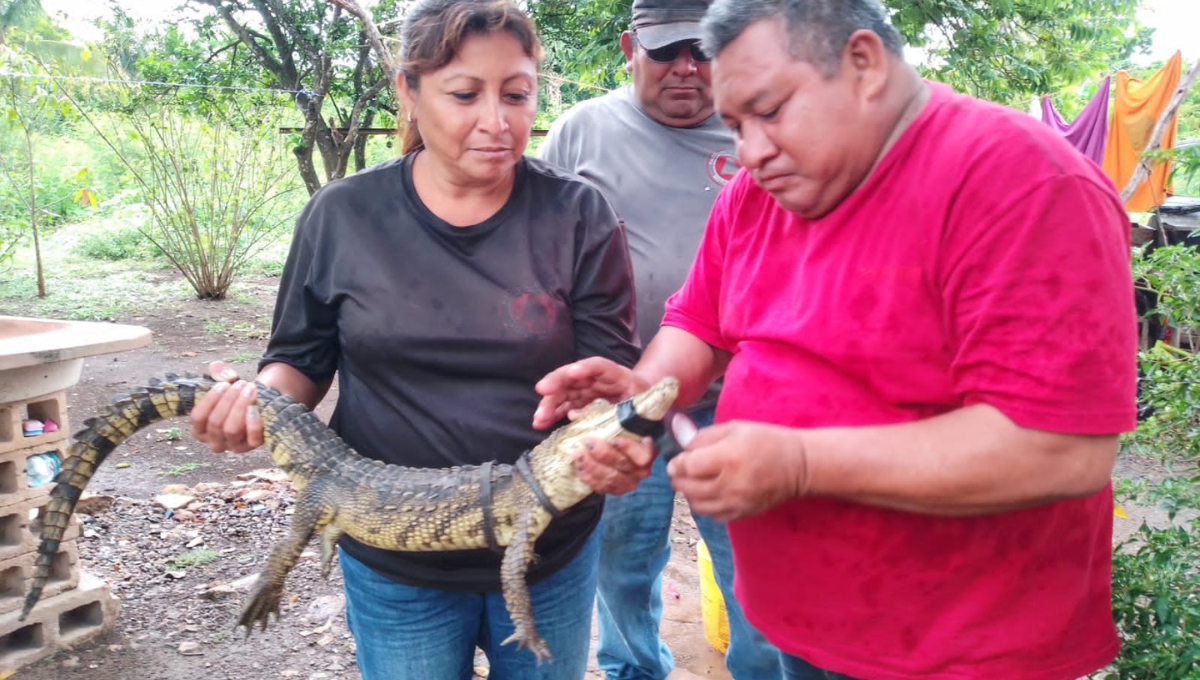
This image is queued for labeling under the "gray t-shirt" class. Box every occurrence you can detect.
[540,86,737,408]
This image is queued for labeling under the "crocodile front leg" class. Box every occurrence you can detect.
[239,486,338,633]
[499,508,551,662]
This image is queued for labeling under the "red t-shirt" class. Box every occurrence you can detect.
[663,82,1137,680]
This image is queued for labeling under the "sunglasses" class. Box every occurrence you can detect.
[641,40,710,64]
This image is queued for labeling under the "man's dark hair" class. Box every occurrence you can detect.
[701,0,903,76]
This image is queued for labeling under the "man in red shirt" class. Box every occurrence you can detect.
[532,0,1137,679]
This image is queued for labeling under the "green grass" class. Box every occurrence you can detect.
[232,320,268,339]
[203,318,228,334]
[0,209,288,321]
[171,548,221,568]
[0,222,190,320]
[227,351,260,363]
[204,318,268,340]
[162,462,205,477]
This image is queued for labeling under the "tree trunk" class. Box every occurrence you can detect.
[293,140,322,196]
[21,118,45,297]
[354,108,376,172]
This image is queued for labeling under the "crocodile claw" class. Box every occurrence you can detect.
[501,628,551,663]
[237,583,284,635]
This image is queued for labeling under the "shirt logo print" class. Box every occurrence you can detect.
[507,291,558,333]
[707,151,740,186]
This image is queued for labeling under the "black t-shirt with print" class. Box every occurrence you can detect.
[260,153,640,591]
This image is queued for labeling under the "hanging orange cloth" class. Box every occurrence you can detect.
[1104,51,1183,212]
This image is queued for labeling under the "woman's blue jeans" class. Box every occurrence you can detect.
[340,526,600,680]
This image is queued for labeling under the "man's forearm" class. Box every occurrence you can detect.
[633,326,730,408]
[796,403,1119,516]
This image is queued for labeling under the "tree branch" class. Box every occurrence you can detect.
[338,76,388,155]
[201,39,243,65]
[327,0,397,77]
[1121,57,1200,205]
[258,0,320,60]
[245,0,300,85]
[193,0,288,83]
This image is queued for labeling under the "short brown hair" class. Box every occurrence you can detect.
[398,0,544,154]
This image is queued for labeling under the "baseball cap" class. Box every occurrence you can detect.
[630,0,712,50]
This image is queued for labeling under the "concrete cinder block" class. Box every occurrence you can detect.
[0,496,81,564]
[0,538,80,616]
[0,570,119,670]
[0,440,72,510]
[0,391,68,457]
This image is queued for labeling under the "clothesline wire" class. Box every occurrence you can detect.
[0,70,612,95]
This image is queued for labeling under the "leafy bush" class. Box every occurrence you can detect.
[1111,520,1200,680]
[1113,243,1200,679]
[70,105,302,299]
[72,220,163,261]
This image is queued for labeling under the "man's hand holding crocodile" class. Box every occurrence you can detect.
[534,328,733,498]
[533,357,655,496]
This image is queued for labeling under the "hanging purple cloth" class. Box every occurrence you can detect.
[1040,77,1111,166]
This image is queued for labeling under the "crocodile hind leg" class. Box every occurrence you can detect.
[239,487,338,633]
[318,525,343,579]
[499,508,551,662]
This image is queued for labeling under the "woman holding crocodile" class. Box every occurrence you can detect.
[187,0,641,677]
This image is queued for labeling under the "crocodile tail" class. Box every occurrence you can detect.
[20,373,217,621]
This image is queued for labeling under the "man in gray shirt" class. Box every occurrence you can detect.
[539,1,782,678]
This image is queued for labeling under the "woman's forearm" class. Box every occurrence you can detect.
[256,362,331,411]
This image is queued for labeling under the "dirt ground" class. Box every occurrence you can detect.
[4,272,732,680]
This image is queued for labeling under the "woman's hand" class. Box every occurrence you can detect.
[574,435,656,496]
[190,361,263,453]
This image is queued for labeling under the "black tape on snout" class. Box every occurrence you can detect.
[617,398,665,438]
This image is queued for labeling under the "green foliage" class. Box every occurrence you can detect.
[72,219,163,261]
[898,0,1150,105]
[1,0,56,45]
[530,0,1148,105]
[1110,520,1200,680]
[1129,342,1200,461]
[1114,242,1200,679]
[1133,244,1200,336]
[0,41,90,294]
[1172,144,1200,198]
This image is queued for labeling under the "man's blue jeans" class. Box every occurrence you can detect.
[780,654,861,680]
[595,408,782,680]
[340,527,600,680]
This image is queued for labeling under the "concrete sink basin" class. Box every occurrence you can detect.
[0,315,152,404]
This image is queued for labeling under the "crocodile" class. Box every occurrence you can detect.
[21,373,679,661]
